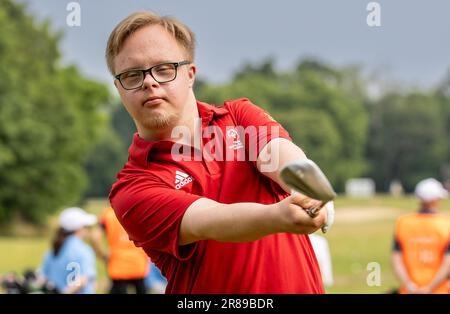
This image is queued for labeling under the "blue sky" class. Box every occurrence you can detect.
[20,0,450,90]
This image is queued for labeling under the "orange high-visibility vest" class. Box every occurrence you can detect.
[395,212,450,294]
[100,207,149,280]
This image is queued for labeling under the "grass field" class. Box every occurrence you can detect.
[327,196,449,293]
[0,196,448,294]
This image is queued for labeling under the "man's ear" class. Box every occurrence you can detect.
[188,63,196,88]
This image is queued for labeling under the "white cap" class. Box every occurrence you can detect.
[59,207,97,232]
[414,178,448,202]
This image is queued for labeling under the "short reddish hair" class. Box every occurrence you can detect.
[105,11,196,75]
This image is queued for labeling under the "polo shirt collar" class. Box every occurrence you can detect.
[197,100,228,126]
[418,208,435,214]
[128,100,229,167]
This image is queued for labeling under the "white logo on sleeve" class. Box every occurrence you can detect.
[175,170,194,190]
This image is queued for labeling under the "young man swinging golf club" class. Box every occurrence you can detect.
[107,11,335,294]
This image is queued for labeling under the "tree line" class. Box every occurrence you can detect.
[0,0,449,224]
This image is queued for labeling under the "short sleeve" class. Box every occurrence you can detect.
[225,98,292,157]
[110,173,202,261]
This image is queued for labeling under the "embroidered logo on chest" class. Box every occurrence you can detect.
[226,128,244,150]
[175,170,194,190]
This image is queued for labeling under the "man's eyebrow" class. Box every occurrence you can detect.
[116,65,143,74]
[117,60,177,74]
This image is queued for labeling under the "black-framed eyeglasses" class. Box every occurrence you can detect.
[115,60,191,90]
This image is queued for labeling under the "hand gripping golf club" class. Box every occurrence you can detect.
[280,159,337,233]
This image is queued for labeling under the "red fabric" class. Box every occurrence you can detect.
[109,98,324,293]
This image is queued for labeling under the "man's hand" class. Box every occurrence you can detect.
[273,193,327,235]
[414,285,432,294]
[405,281,419,293]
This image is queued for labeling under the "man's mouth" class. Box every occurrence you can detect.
[143,97,164,107]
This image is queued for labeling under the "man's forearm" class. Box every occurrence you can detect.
[426,254,450,291]
[180,198,279,245]
[392,253,415,291]
[179,195,326,245]
[257,138,307,194]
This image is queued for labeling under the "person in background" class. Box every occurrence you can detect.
[91,207,149,294]
[39,207,97,294]
[392,178,450,294]
[144,261,168,294]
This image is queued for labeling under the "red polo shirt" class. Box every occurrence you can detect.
[109,98,324,294]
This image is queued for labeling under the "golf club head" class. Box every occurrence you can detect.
[280,159,337,202]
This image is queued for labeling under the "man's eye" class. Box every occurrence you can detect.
[123,71,141,79]
[155,65,173,73]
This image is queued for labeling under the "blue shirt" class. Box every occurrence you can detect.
[41,235,96,294]
[144,261,167,289]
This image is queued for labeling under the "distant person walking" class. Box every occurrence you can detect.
[92,207,149,294]
[392,178,450,294]
[39,207,97,294]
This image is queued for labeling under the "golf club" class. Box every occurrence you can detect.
[280,159,337,233]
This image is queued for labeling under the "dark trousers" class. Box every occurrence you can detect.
[109,279,147,294]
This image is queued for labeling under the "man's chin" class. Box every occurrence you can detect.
[142,114,178,130]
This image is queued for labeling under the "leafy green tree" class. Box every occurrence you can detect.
[435,71,450,158]
[110,102,137,148]
[431,71,450,184]
[83,126,126,198]
[196,58,369,191]
[367,92,446,191]
[83,103,135,198]
[0,0,110,223]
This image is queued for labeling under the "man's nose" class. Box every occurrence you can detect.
[142,72,159,89]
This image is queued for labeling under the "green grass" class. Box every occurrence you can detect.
[325,195,450,293]
[334,194,422,210]
[325,219,397,293]
[0,196,448,293]
[0,237,48,275]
